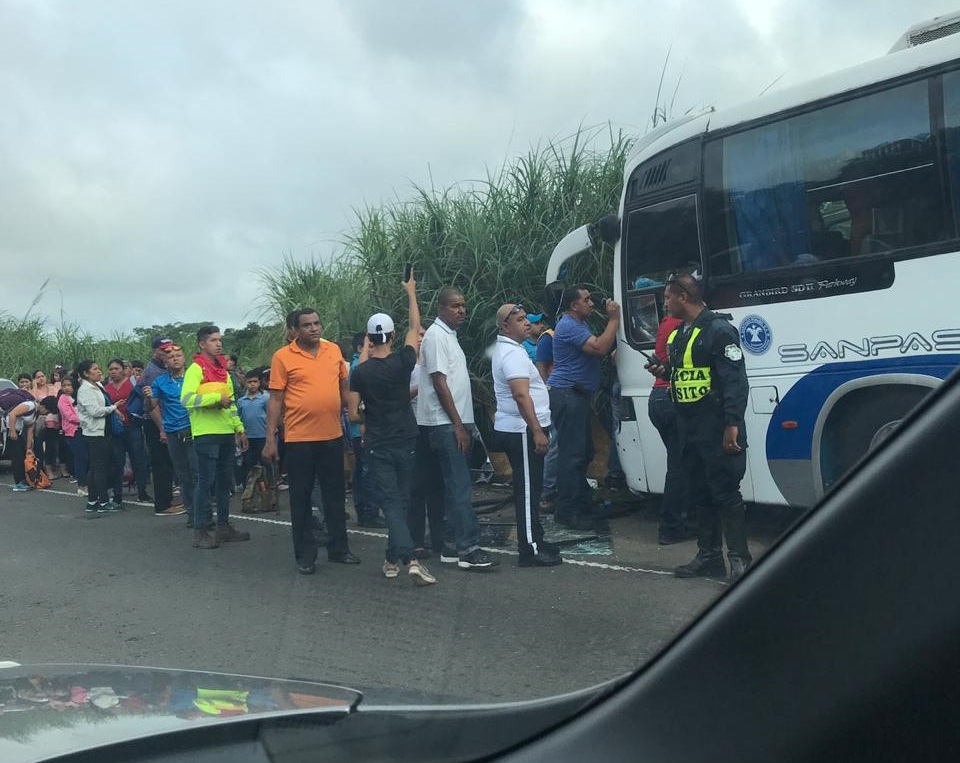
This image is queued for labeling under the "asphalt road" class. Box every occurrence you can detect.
[0,479,729,705]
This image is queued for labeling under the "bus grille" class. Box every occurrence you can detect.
[909,20,960,46]
[641,158,672,190]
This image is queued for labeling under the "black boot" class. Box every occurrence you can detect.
[675,551,727,578]
[676,506,725,578]
[719,502,752,567]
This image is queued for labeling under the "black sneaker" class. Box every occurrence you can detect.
[439,544,459,564]
[84,502,98,515]
[296,562,317,575]
[675,554,727,578]
[518,551,562,567]
[358,516,388,529]
[458,549,499,570]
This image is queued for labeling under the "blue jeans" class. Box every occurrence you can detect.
[111,423,149,501]
[542,427,559,494]
[421,424,480,554]
[550,387,595,522]
[351,436,379,522]
[648,387,690,534]
[65,434,88,487]
[368,439,417,563]
[193,433,235,527]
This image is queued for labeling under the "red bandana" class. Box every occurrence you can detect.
[193,353,228,384]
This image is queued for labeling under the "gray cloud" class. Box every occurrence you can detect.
[0,0,956,341]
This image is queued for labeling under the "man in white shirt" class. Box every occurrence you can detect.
[416,287,498,571]
[492,304,562,567]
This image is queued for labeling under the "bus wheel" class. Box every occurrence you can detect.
[819,384,932,493]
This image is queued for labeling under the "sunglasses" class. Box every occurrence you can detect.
[500,303,525,322]
[666,271,693,297]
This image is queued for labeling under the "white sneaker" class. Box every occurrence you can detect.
[382,561,400,579]
[77,486,88,496]
[407,560,437,586]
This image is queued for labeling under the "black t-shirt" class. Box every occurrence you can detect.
[350,344,418,447]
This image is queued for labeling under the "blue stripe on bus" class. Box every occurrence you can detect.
[765,355,960,461]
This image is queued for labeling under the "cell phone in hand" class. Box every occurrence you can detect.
[403,263,413,282]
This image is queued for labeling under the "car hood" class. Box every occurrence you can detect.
[0,663,360,763]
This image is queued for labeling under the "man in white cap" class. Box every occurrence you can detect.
[348,270,436,585]
[492,303,561,566]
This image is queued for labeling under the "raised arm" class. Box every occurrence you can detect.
[581,300,621,357]
[403,270,422,351]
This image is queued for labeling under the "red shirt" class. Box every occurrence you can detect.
[653,317,683,389]
[104,378,134,425]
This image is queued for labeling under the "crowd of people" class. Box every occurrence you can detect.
[2,268,754,583]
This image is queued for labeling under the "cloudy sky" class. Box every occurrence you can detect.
[1,0,956,337]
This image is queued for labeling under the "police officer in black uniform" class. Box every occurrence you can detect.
[648,272,752,581]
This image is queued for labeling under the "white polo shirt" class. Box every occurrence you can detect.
[416,318,475,426]
[493,335,551,433]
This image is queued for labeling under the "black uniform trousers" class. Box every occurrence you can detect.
[679,418,751,564]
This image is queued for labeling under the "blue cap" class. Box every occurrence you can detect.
[526,313,544,323]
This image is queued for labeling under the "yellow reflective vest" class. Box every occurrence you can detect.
[667,326,712,403]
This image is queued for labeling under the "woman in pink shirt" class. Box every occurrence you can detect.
[58,378,87,494]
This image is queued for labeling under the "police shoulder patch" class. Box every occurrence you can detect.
[724,344,744,362]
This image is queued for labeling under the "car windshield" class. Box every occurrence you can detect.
[1,1,956,758]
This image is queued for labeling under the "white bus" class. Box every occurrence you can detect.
[547,15,960,507]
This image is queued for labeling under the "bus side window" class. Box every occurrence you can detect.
[622,194,702,288]
[939,70,960,234]
[705,78,950,274]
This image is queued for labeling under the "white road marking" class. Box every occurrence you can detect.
[10,485,685,577]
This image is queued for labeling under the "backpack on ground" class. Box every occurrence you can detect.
[240,464,278,513]
[24,450,52,490]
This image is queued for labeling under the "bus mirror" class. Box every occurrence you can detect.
[589,214,621,246]
[544,281,566,319]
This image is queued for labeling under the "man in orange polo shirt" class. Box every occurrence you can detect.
[263,308,360,574]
